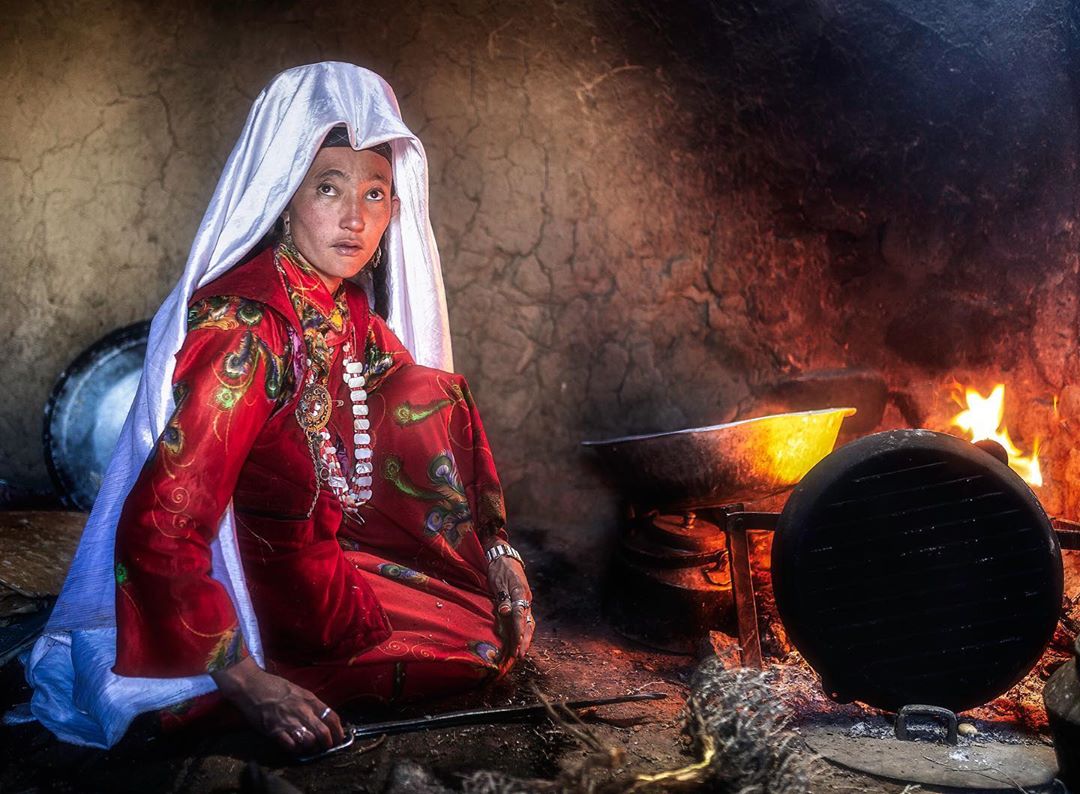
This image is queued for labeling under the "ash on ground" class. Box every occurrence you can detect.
[765,651,1055,750]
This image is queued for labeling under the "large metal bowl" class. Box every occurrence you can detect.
[43,321,150,510]
[582,407,856,508]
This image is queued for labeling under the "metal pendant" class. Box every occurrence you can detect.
[296,383,332,434]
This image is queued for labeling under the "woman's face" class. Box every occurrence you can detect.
[284,146,395,292]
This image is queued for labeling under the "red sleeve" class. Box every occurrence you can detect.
[113,296,292,677]
[455,379,511,549]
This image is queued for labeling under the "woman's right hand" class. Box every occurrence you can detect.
[210,657,345,754]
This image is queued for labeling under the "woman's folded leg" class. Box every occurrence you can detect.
[268,550,511,706]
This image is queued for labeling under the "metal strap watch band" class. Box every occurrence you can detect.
[485,543,524,568]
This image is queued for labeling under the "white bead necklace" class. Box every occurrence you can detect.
[310,340,374,516]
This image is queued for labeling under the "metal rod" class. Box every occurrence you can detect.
[723,512,763,669]
[349,691,667,741]
[722,511,779,531]
[296,691,668,763]
[1052,517,1080,550]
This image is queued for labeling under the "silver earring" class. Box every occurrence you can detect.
[370,246,382,269]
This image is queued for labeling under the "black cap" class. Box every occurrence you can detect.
[321,126,392,163]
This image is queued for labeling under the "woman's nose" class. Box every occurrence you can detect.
[341,197,366,231]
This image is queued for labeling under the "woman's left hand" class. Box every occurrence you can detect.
[488,556,535,661]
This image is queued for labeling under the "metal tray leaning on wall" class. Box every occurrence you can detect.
[43,320,151,511]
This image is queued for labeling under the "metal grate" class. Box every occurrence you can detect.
[773,430,1062,712]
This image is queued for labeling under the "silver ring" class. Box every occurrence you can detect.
[511,599,531,611]
[319,706,332,721]
[292,726,311,741]
[526,615,535,625]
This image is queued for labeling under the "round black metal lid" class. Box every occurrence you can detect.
[43,321,150,511]
[772,429,1062,712]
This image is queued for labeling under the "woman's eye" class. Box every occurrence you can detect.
[367,188,385,200]
[317,183,337,196]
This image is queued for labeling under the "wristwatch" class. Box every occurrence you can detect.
[485,543,524,568]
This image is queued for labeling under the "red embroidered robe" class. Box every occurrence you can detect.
[113,245,511,708]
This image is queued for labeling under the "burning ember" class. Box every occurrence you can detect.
[950,384,1042,487]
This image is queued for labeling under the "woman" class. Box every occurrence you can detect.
[23,62,533,753]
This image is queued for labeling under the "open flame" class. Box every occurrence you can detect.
[950,384,1042,486]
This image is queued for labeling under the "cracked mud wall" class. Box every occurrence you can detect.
[5,0,1080,541]
[1,0,753,542]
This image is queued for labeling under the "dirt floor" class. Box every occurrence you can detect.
[0,518,1068,793]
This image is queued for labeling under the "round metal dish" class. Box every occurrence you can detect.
[582,407,856,508]
[772,429,1062,713]
[43,321,150,510]
[803,725,1057,790]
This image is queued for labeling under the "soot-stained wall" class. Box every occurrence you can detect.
[3,1,1080,542]
[619,0,1080,518]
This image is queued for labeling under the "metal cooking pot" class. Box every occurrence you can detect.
[582,407,856,508]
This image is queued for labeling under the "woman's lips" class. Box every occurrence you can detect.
[333,242,364,256]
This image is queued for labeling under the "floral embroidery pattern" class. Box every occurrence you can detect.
[424,455,469,543]
[187,297,290,407]
[216,330,288,407]
[377,562,432,589]
[393,398,453,427]
[161,413,185,457]
[205,627,248,673]
[382,453,472,548]
[469,640,501,667]
[338,535,362,552]
[187,296,265,331]
[452,380,472,408]
[363,326,399,392]
[139,383,191,471]
[382,456,440,500]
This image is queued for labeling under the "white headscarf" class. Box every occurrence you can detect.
[17,62,453,748]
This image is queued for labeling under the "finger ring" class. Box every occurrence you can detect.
[512,599,531,611]
[319,706,332,720]
[526,615,535,625]
[496,590,510,602]
[292,727,310,741]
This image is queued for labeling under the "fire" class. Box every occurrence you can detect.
[950,384,1042,486]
